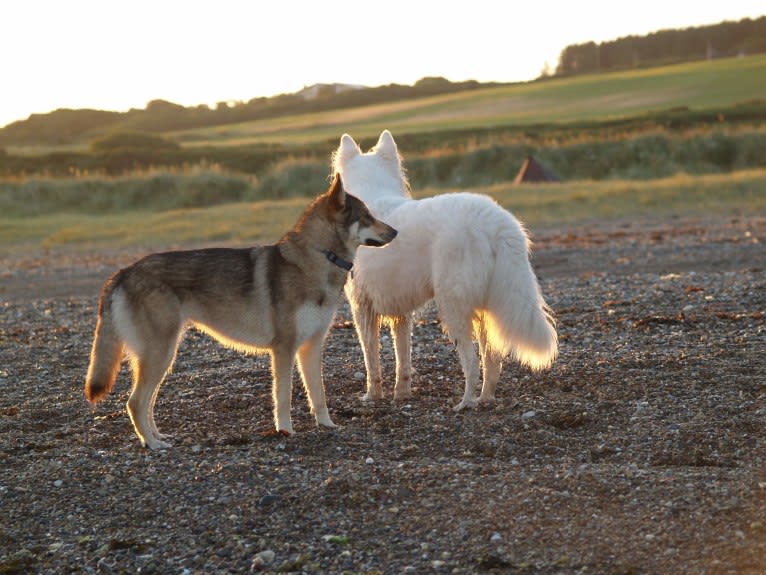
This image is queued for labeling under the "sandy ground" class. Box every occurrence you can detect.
[1,214,764,574]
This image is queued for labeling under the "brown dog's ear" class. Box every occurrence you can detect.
[328,172,346,210]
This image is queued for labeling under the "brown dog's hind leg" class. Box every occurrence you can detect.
[126,345,176,450]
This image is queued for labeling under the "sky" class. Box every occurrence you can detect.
[2,0,765,128]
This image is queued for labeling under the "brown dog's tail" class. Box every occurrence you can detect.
[84,276,125,404]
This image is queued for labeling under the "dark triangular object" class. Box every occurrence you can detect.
[514,155,561,184]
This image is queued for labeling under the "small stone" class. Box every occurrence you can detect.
[521,410,537,421]
[353,371,365,380]
[490,532,502,543]
[258,494,280,507]
[365,456,374,465]
[251,549,275,570]
[53,480,63,488]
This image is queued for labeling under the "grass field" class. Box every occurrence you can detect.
[2,170,764,253]
[168,55,766,147]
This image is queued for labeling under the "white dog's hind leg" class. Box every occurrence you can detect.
[297,332,336,429]
[352,305,384,401]
[478,331,502,403]
[391,314,414,400]
[437,303,481,410]
[453,336,481,410]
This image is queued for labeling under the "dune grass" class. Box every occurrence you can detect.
[0,198,309,252]
[4,128,765,220]
[0,168,258,217]
[474,169,766,227]
[2,170,763,254]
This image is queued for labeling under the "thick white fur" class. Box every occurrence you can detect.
[334,130,558,409]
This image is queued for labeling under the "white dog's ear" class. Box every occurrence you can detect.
[336,134,361,166]
[374,130,399,161]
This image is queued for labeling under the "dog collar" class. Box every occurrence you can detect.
[320,249,353,272]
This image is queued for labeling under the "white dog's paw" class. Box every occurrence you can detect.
[453,398,478,411]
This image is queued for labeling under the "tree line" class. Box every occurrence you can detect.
[555,15,766,76]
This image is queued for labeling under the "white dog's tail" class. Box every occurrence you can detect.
[84,279,125,404]
[481,232,558,371]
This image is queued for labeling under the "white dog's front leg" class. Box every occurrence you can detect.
[453,337,481,411]
[297,333,336,429]
[391,314,414,400]
[352,305,384,401]
[270,349,296,434]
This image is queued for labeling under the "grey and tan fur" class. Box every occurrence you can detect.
[84,174,397,449]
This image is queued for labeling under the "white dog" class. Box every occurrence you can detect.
[333,131,558,409]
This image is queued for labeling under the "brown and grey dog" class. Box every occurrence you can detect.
[84,174,397,449]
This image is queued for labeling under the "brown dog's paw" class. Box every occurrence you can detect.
[259,427,292,439]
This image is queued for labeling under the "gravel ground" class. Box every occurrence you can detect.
[1,215,764,574]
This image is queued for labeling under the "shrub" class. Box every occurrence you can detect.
[254,159,330,199]
[90,131,181,153]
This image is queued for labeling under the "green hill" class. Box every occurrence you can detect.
[169,54,766,147]
[3,53,766,152]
